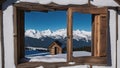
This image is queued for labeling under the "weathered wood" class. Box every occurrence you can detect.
[49,41,62,55]
[93,15,100,56]
[17,62,77,68]
[13,6,18,65]
[14,2,97,12]
[93,14,108,57]
[99,14,108,56]
[16,56,107,68]
[71,7,107,14]
[67,8,73,62]
[73,56,107,65]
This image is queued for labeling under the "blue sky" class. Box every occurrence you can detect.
[25,11,92,31]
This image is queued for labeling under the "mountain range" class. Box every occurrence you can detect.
[25,29,91,49]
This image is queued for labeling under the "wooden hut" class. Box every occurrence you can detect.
[49,41,62,55]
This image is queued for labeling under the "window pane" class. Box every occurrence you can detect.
[24,11,67,62]
[73,12,92,57]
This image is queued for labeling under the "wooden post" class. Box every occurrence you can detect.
[67,8,73,62]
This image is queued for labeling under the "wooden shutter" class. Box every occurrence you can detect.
[93,14,108,57]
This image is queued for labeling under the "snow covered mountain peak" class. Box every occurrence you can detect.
[25,29,91,41]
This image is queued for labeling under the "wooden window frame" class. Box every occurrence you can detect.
[13,2,108,68]
[67,7,108,65]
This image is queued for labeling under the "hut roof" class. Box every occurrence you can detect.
[49,40,62,48]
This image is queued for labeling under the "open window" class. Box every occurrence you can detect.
[13,3,108,67]
[67,7,108,65]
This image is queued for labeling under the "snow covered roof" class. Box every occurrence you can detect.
[16,0,119,7]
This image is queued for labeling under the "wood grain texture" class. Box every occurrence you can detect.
[93,14,108,57]
[67,8,73,62]
[99,14,108,57]
[16,56,107,68]
[14,2,97,11]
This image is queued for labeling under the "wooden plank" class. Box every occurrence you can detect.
[99,14,108,56]
[67,8,73,62]
[16,56,107,68]
[14,2,97,12]
[71,7,107,14]
[73,56,107,65]
[93,15,99,56]
[14,2,66,11]
[13,6,18,65]
[92,14,108,57]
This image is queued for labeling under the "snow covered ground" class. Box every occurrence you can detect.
[33,51,91,68]
[25,50,91,62]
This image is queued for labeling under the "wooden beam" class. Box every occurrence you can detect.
[71,7,107,14]
[73,57,107,65]
[14,2,97,12]
[16,58,107,68]
[14,2,68,11]
[67,8,73,62]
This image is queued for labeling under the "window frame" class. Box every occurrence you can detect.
[13,2,108,68]
[67,7,108,65]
